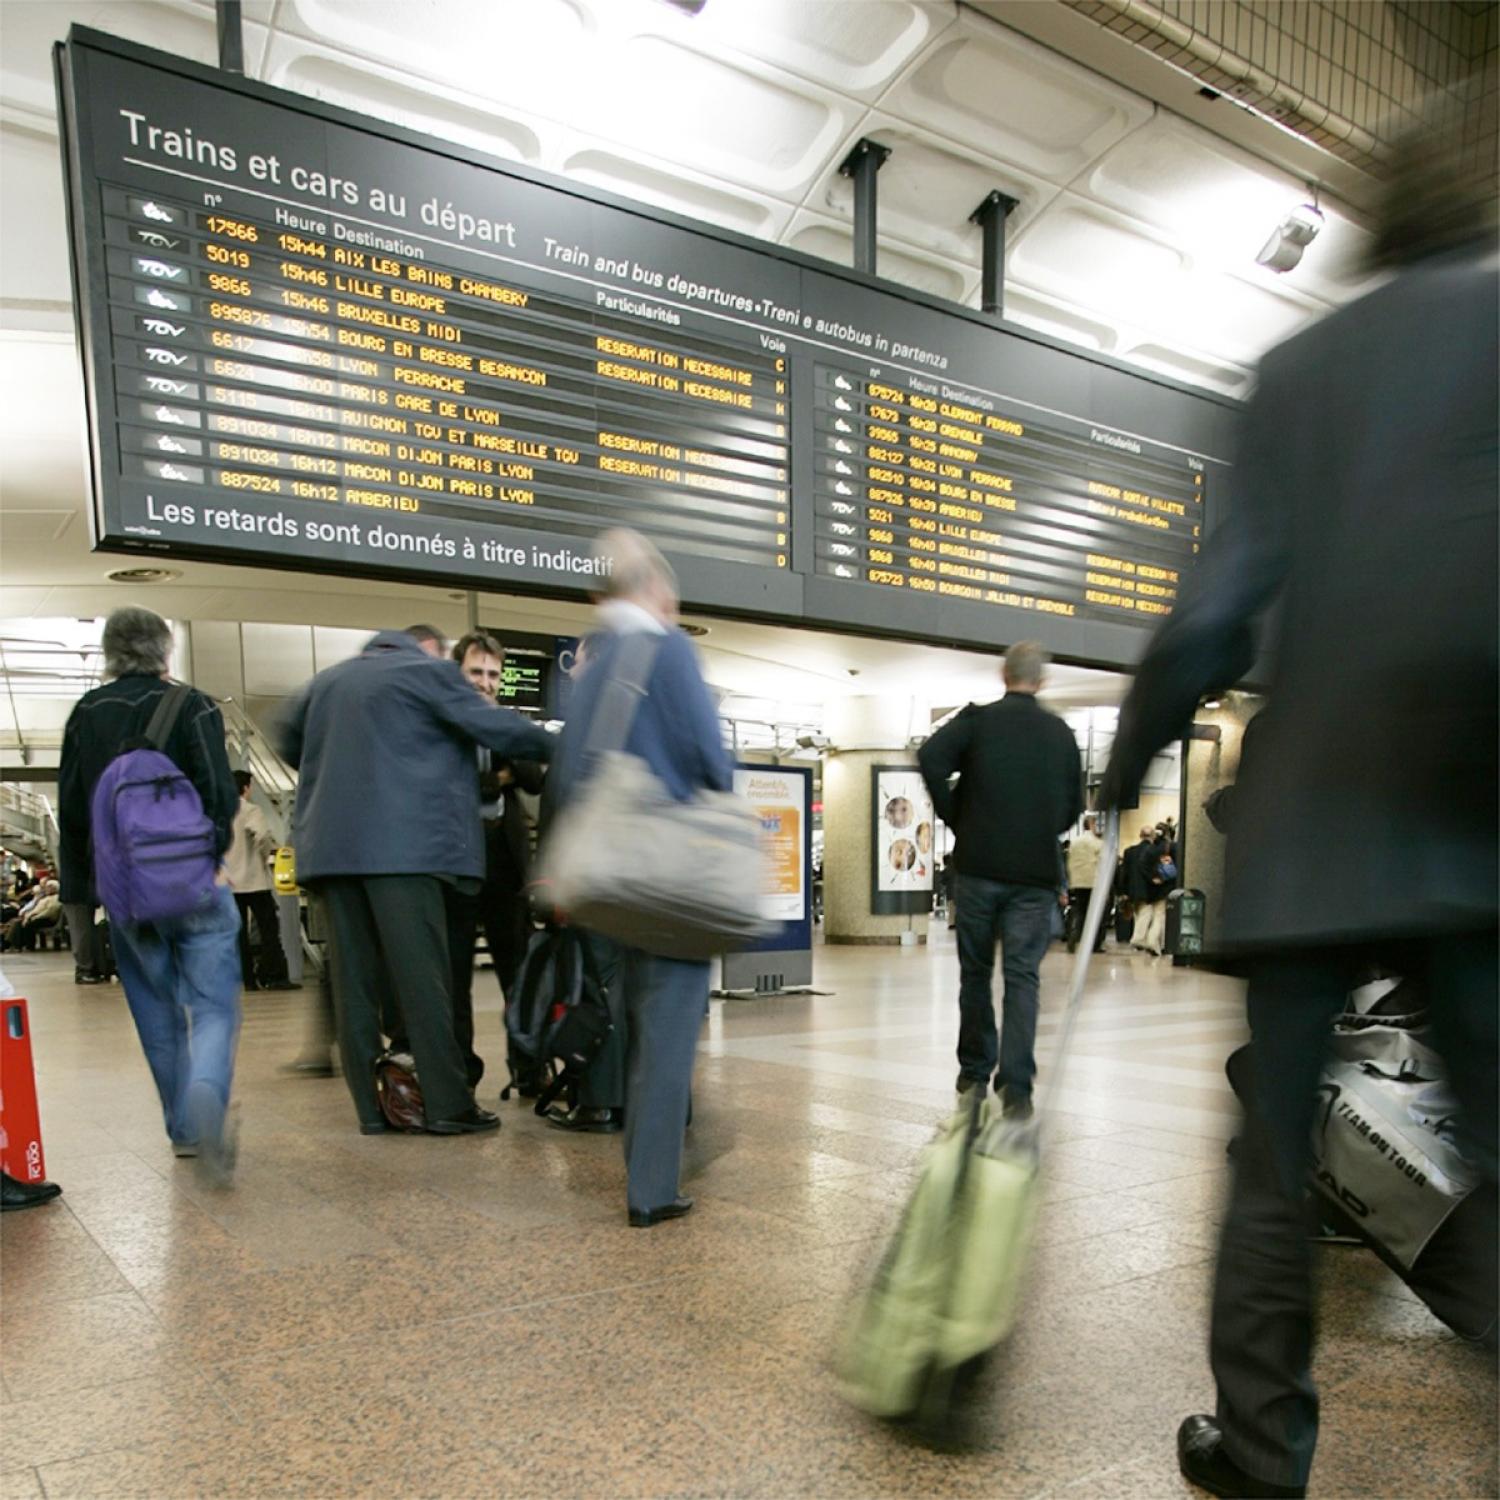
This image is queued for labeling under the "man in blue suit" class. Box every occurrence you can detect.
[278,625,553,1136]
[549,531,733,1226]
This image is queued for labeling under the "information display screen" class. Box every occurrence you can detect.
[104,189,790,574]
[812,365,1200,625]
[57,29,1236,669]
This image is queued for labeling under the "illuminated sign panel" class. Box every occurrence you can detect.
[57,29,1234,668]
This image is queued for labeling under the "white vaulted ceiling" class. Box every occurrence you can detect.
[0,0,1381,637]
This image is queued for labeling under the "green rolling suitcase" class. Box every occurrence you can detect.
[836,814,1120,1438]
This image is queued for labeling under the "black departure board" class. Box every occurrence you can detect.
[811,365,1199,623]
[57,29,1236,669]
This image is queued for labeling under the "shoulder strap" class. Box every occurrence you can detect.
[584,633,663,761]
[143,682,193,752]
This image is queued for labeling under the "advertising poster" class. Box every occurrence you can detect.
[871,765,935,916]
[733,767,807,924]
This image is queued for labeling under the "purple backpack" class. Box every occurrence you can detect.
[90,683,219,923]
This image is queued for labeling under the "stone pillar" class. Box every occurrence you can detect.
[1180,689,1265,954]
[823,696,931,946]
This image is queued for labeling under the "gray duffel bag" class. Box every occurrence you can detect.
[540,634,771,961]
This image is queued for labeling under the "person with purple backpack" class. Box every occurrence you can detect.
[59,608,243,1185]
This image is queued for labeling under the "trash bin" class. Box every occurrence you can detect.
[1,999,48,1184]
[1166,888,1205,959]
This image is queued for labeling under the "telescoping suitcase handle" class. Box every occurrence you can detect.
[1037,810,1119,1117]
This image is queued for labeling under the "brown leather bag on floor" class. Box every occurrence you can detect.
[374,1051,425,1132]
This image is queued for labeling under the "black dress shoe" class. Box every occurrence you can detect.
[1000,1086,1034,1121]
[1,1171,63,1212]
[628,1196,693,1228]
[1177,1415,1305,1498]
[425,1107,501,1135]
[359,1120,392,1135]
[546,1105,622,1134]
[262,980,302,991]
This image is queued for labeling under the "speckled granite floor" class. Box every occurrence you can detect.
[1,935,1494,1499]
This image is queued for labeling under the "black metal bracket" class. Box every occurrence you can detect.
[838,138,892,276]
[216,0,244,74]
[969,190,1019,317]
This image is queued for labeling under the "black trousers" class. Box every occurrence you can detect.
[1212,933,1498,1489]
[405,830,531,1090]
[317,875,473,1128]
[438,884,492,1090]
[234,890,289,986]
[1064,887,1106,952]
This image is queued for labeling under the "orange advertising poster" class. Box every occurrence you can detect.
[734,769,807,923]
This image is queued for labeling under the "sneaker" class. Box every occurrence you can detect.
[172,1141,199,1159]
[193,1113,239,1189]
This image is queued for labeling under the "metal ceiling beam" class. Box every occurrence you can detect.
[838,138,892,276]
[216,1,245,75]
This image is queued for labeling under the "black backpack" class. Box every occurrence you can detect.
[504,926,613,1116]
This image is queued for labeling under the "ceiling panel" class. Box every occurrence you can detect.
[997,286,1118,354]
[561,148,792,239]
[274,0,590,124]
[261,44,546,165]
[586,36,855,196]
[1082,113,1308,272]
[883,12,1152,183]
[0,0,266,122]
[681,0,950,99]
[782,211,975,304]
[1010,196,1185,308]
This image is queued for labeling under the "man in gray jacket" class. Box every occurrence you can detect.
[278,625,553,1135]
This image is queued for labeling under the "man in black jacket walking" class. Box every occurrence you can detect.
[919,641,1083,1115]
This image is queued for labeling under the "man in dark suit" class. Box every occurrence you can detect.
[443,629,544,1088]
[918,642,1083,1116]
[277,625,553,1135]
[547,531,733,1224]
[1101,134,1497,1499]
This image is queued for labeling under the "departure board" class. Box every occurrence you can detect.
[57,29,1236,669]
[811,365,1199,624]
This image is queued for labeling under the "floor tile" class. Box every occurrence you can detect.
[1,1292,175,1401]
[0,1372,239,1470]
[4,941,1490,1500]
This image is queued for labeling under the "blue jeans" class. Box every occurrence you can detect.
[954,874,1054,1096]
[112,883,242,1148]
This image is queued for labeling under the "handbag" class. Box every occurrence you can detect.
[1310,1019,1480,1269]
[539,633,771,961]
[374,1051,425,1132]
